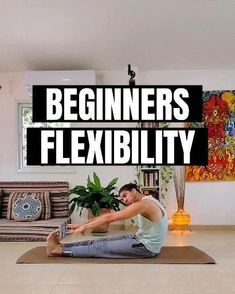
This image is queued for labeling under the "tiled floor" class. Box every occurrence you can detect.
[0,228,235,294]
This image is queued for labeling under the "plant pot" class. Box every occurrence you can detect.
[88,208,111,234]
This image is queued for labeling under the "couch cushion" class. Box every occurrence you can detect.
[50,192,69,218]
[0,218,71,241]
[0,190,4,218]
[7,192,51,220]
[12,195,42,222]
[1,191,10,219]
[0,182,69,219]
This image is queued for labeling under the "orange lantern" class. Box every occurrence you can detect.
[172,209,191,226]
[172,166,191,228]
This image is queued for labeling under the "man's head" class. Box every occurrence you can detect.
[119,183,142,205]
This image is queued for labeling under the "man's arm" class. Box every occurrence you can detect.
[69,202,146,235]
[67,212,110,230]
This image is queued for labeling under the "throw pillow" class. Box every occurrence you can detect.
[0,191,10,219]
[50,192,69,218]
[7,191,51,220]
[12,195,42,222]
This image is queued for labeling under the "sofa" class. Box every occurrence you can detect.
[0,181,71,241]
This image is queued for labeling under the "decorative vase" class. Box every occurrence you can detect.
[172,166,190,226]
[88,208,111,234]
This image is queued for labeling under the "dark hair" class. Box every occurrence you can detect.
[119,183,141,195]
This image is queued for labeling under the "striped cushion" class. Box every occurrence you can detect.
[0,182,69,219]
[7,192,51,220]
[0,190,4,217]
[50,192,69,218]
[1,192,10,219]
[0,218,71,241]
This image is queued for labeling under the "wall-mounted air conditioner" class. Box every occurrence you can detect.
[24,70,96,95]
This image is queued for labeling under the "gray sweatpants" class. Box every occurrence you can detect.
[62,234,156,258]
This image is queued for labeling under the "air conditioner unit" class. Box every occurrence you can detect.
[24,70,96,95]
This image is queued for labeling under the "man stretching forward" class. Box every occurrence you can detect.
[47,183,168,258]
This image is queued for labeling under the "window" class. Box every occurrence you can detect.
[18,103,72,173]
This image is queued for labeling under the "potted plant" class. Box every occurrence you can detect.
[69,172,124,234]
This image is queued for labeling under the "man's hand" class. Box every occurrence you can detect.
[67,224,82,231]
[67,224,87,236]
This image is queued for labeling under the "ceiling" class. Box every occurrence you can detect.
[0,0,235,72]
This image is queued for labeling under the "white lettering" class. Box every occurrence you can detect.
[46,89,62,120]
[114,131,130,163]
[156,88,172,120]
[173,88,189,120]
[179,130,195,164]
[41,130,55,164]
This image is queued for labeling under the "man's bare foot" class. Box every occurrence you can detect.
[47,230,63,257]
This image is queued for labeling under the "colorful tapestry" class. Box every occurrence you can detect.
[186,90,235,181]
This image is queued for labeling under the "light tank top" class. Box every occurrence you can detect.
[135,195,168,253]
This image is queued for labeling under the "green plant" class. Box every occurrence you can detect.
[69,172,124,217]
[134,166,141,186]
[158,123,174,202]
[160,166,174,201]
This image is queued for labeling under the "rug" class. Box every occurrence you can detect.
[16,246,216,264]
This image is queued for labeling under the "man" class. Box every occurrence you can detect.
[47,183,168,258]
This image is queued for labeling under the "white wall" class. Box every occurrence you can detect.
[0,72,135,223]
[138,69,235,225]
[95,69,235,225]
[0,70,235,225]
